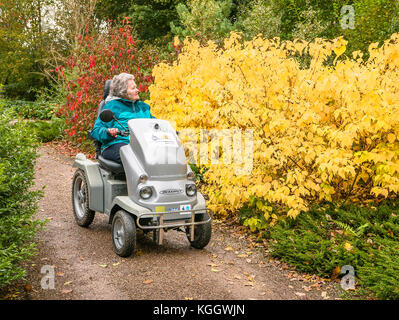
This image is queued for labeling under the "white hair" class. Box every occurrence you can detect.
[110,73,135,99]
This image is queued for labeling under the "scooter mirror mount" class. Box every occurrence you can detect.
[100,109,114,123]
[100,109,129,132]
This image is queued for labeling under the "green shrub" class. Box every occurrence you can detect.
[189,163,209,186]
[0,104,45,289]
[171,0,235,45]
[3,100,56,120]
[235,0,282,40]
[256,200,399,299]
[26,118,65,143]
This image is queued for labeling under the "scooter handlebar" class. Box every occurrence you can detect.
[118,130,130,137]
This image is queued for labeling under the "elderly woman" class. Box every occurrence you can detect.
[90,73,155,164]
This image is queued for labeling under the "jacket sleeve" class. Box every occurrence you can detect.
[90,116,114,144]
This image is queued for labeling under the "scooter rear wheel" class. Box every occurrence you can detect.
[72,169,95,227]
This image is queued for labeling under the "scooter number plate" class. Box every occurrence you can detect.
[155,205,192,215]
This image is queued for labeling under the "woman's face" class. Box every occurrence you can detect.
[126,80,139,101]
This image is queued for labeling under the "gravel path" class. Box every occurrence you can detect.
[20,145,341,300]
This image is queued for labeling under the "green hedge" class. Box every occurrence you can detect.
[0,103,45,289]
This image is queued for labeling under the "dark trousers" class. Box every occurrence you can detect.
[102,143,127,164]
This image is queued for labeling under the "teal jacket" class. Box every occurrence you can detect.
[90,98,155,152]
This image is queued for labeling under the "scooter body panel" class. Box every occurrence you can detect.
[120,119,199,218]
[72,154,104,213]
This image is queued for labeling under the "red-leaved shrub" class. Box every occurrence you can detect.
[56,18,160,152]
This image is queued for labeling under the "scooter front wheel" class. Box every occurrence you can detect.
[186,212,212,249]
[112,210,136,257]
[72,169,95,227]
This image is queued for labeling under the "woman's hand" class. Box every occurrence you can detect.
[107,128,119,138]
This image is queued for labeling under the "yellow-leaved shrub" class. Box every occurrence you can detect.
[148,32,399,219]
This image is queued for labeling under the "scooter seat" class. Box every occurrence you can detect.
[98,155,124,174]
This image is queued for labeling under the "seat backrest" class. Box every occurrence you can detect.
[91,80,112,159]
[97,79,112,117]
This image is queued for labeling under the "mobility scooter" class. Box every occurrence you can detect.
[71,80,212,257]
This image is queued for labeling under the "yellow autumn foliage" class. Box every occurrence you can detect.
[148,32,399,219]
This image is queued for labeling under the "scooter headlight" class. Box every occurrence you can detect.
[186,184,197,197]
[139,186,153,200]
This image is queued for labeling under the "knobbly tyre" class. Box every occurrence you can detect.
[71,81,212,257]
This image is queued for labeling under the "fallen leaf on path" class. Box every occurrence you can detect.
[245,274,254,282]
[184,297,193,300]
[211,268,221,272]
[61,289,73,294]
[56,272,65,277]
[207,263,218,267]
[112,262,120,266]
[224,246,233,251]
[237,254,248,258]
[143,279,153,284]
[295,292,306,297]
[63,281,72,286]
[99,264,107,268]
